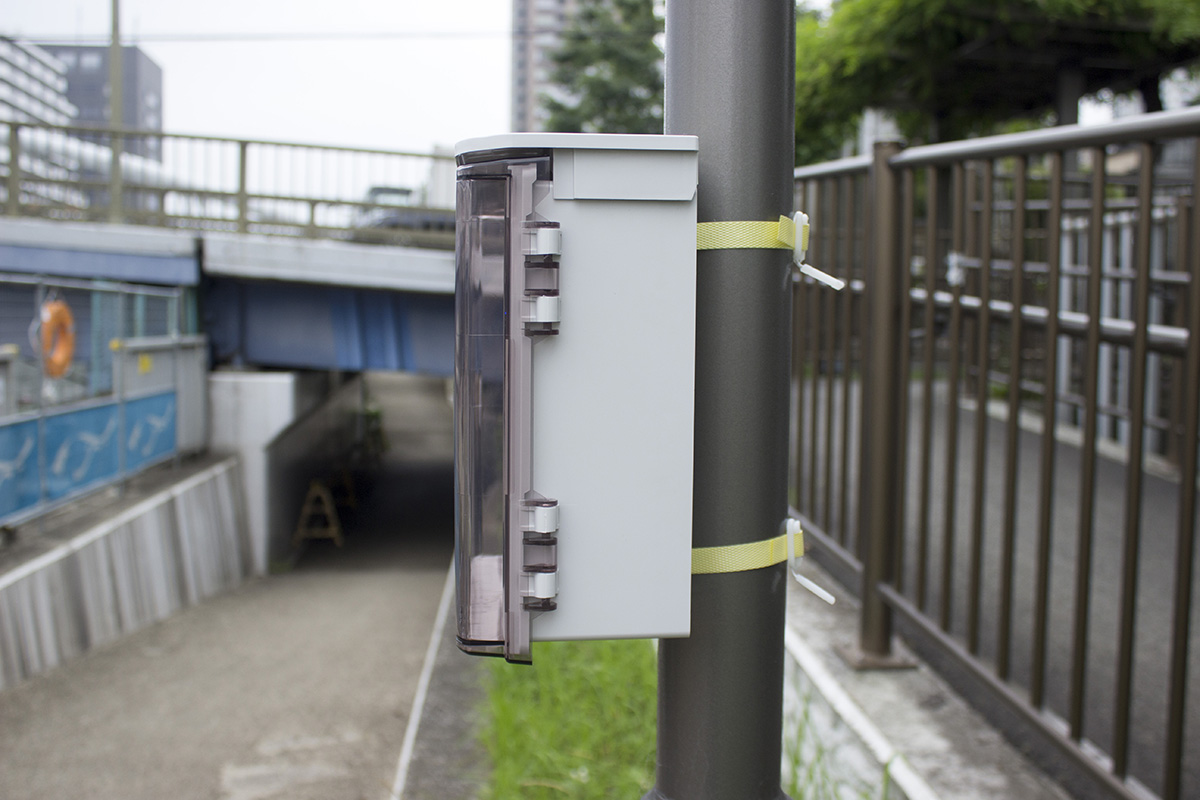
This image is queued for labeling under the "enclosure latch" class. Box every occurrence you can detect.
[520,494,559,610]
[522,220,562,335]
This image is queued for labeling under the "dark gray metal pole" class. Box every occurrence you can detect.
[646,2,795,799]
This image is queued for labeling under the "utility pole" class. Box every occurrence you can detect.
[646,2,796,799]
[108,0,124,223]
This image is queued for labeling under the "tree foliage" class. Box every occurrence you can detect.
[542,0,664,134]
[796,0,1200,163]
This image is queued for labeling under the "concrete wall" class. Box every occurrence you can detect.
[208,370,364,573]
[264,378,363,568]
[207,370,333,574]
[0,457,248,691]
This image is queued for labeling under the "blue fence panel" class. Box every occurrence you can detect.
[44,403,120,501]
[0,419,39,518]
[124,392,176,472]
[0,390,179,525]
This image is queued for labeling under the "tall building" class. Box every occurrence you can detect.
[0,38,77,126]
[0,39,83,210]
[36,44,163,160]
[511,0,578,132]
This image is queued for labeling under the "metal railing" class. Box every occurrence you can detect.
[792,106,1200,800]
[0,274,206,529]
[1,122,456,248]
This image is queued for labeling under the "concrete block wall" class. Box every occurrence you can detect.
[0,457,249,691]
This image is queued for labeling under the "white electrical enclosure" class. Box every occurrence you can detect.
[454,133,698,662]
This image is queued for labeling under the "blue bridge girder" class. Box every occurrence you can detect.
[0,218,456,377]
[204,278,453,375]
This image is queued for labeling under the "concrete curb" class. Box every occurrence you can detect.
[784,626,940,800]
[783,559,1074,800]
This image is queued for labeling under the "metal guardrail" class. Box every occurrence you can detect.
[1,122,456,248]
[0,273,206,529]
[792,106,1200,800]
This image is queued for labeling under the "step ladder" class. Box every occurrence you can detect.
[293,480,344,547]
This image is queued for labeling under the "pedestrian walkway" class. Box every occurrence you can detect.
[0,461,454,800]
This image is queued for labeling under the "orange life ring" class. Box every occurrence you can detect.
[40,300,75,378]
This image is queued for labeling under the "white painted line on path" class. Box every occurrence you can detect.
[388,563,456,800]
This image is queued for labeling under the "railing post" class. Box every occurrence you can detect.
[108,0,123,224]
[35,282,48,515]
[237,140,249,233]
[171,289,182,468]
[109,129,125,224]
[0,344,16,415]
[5,123,20,215]
[841,140,911,667]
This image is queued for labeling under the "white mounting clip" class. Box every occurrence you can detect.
[784,516,836,605]
[792,212,846,291]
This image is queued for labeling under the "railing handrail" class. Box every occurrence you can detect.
[894,106,1200,167]
[2,120,455,162]
[3,119,457,247]
[793,107,1200,178]
[0,270,184,296]
[793,153,872,180]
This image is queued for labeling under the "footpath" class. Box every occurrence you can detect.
[0,460,455,800]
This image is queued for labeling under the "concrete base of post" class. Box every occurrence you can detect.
[834,641,918,672]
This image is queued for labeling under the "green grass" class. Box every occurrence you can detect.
[480,640,658,799]
[784,686,883,800]
[480,641,892,800]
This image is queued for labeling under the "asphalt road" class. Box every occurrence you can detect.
[0,373,458,800]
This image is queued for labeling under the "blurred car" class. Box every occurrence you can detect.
[350,186,455,249]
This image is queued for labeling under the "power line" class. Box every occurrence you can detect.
[10,27,658,45]
[16,30,509,44]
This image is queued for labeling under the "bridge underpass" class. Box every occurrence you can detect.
[0,213,459,678]
[0,369,457,800]
[2,216,456,376]
[200,230,454,375]
[194,227,457,575]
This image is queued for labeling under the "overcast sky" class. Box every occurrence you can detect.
[5,0,512,153]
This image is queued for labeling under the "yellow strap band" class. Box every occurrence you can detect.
[691,528,804,575]
[697,216,796,251]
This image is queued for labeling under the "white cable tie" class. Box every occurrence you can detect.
[785,518,800,578]
[784,516,836,604]
[792,212,845,291]
[793,212,810,266]
[797,574,837,605]
[799,263,847,291]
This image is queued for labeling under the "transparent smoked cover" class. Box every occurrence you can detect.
[454,175,509,655]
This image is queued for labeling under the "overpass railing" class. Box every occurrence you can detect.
[0,273,206,528]
[792,106,1200,800]
[0,122,456,249]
